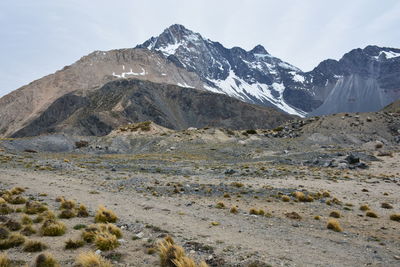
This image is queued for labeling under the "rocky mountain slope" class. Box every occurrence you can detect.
[1,24,400,138]
[11,79,293,137]
[0,49,204,137]
[138,25,400,116]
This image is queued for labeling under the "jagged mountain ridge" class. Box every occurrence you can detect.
[11,79,293,137]
[137,24,400,116]
[1,24,400,138]
[137,24,308,116]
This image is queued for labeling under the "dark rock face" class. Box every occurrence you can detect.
[138,25,400,116]
[306,46,400,116]
[14,79,294,137]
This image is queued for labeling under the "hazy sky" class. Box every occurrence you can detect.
[0,0,399,97]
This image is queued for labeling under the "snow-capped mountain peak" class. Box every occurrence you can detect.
[137,24,307,116]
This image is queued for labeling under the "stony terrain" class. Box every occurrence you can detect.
[0,111,399,266]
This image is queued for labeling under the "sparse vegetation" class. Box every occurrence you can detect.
[65,238,85,250]
[215,202,225,209]
[75,251,113,267]
[95,206,118,223]
[23,240,48,252]
[366,211,378,218]
[389,213,400,222]
[0,253,12,267]
[0,233,25,250]
[329,211,341,218]
[359,204,370,211]
[327,219,342,232]
[157,236,208,267]
[40,220,66,236]
[94,231,119,251]
[34,253,60,267]
[230,206,238,214]
[381,202,393,209]
[21,225,37,236]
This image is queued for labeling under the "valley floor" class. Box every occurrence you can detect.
[0,145,399,266]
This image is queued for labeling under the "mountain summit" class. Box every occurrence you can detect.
[138,25,400,117]
[0,24,399,138]
[137,24,306,116]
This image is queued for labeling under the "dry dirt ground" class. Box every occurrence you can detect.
[0,143,399,266]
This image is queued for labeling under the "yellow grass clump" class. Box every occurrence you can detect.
[34,253,60,267]
[23,240,48,252]
[158,236,208,267]
[359,204,370,211]
[329,211,341,218]
[95,206,118,223]
[94,232,119,251]
[390,213,400,222]
[75,251,113,267]
[327,219,342,232]
[77,205,89,217]
[65,238,85,250]
[40,220,66,236]
[0,253,12,267]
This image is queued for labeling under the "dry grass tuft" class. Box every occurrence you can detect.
[0,198,5,205]
[65,238,85,250]
[327,219,342,232]
[95,206,118,223]
[23,240,48,252]
[21,225,37,236]
[329,211,341,218]
[97,224,122,239]
[381,202,393,209]
[359,204,370,211]
[25,201,48,215]
[366,211,378,218]
[94,231,119,251]
[40,220,66,236]
[7,195,27,205]
[10,187,25,195]
[158,236,185,267]
[21,215,33,225]
[0,253,12,267]
[4,219,22,231]
[390,213,400,222]
[215,202,225,209]
[249,208,265,216]
[158,236,208,267]
[0,233,25,250]
[60,199,76,210]
[75,251,113,267]
[77,205,89,217]
[281,195,290,202]
[0,204,13,215]
[230,206,238,214]
[58,209,76,219]
[173,256,209,267]
[0,227,9,239]
[34,253,60,267]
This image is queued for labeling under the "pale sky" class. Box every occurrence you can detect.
[0,0,399,97]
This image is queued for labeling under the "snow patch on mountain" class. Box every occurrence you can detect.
[374,50,400,60]
[206,70,305,116]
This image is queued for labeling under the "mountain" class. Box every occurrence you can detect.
[0,48,205,137]
[11,79,293,137]
[306,45,400,116]
[138,25,400,116]
[1,24,400,138]
[137,24,308,116]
